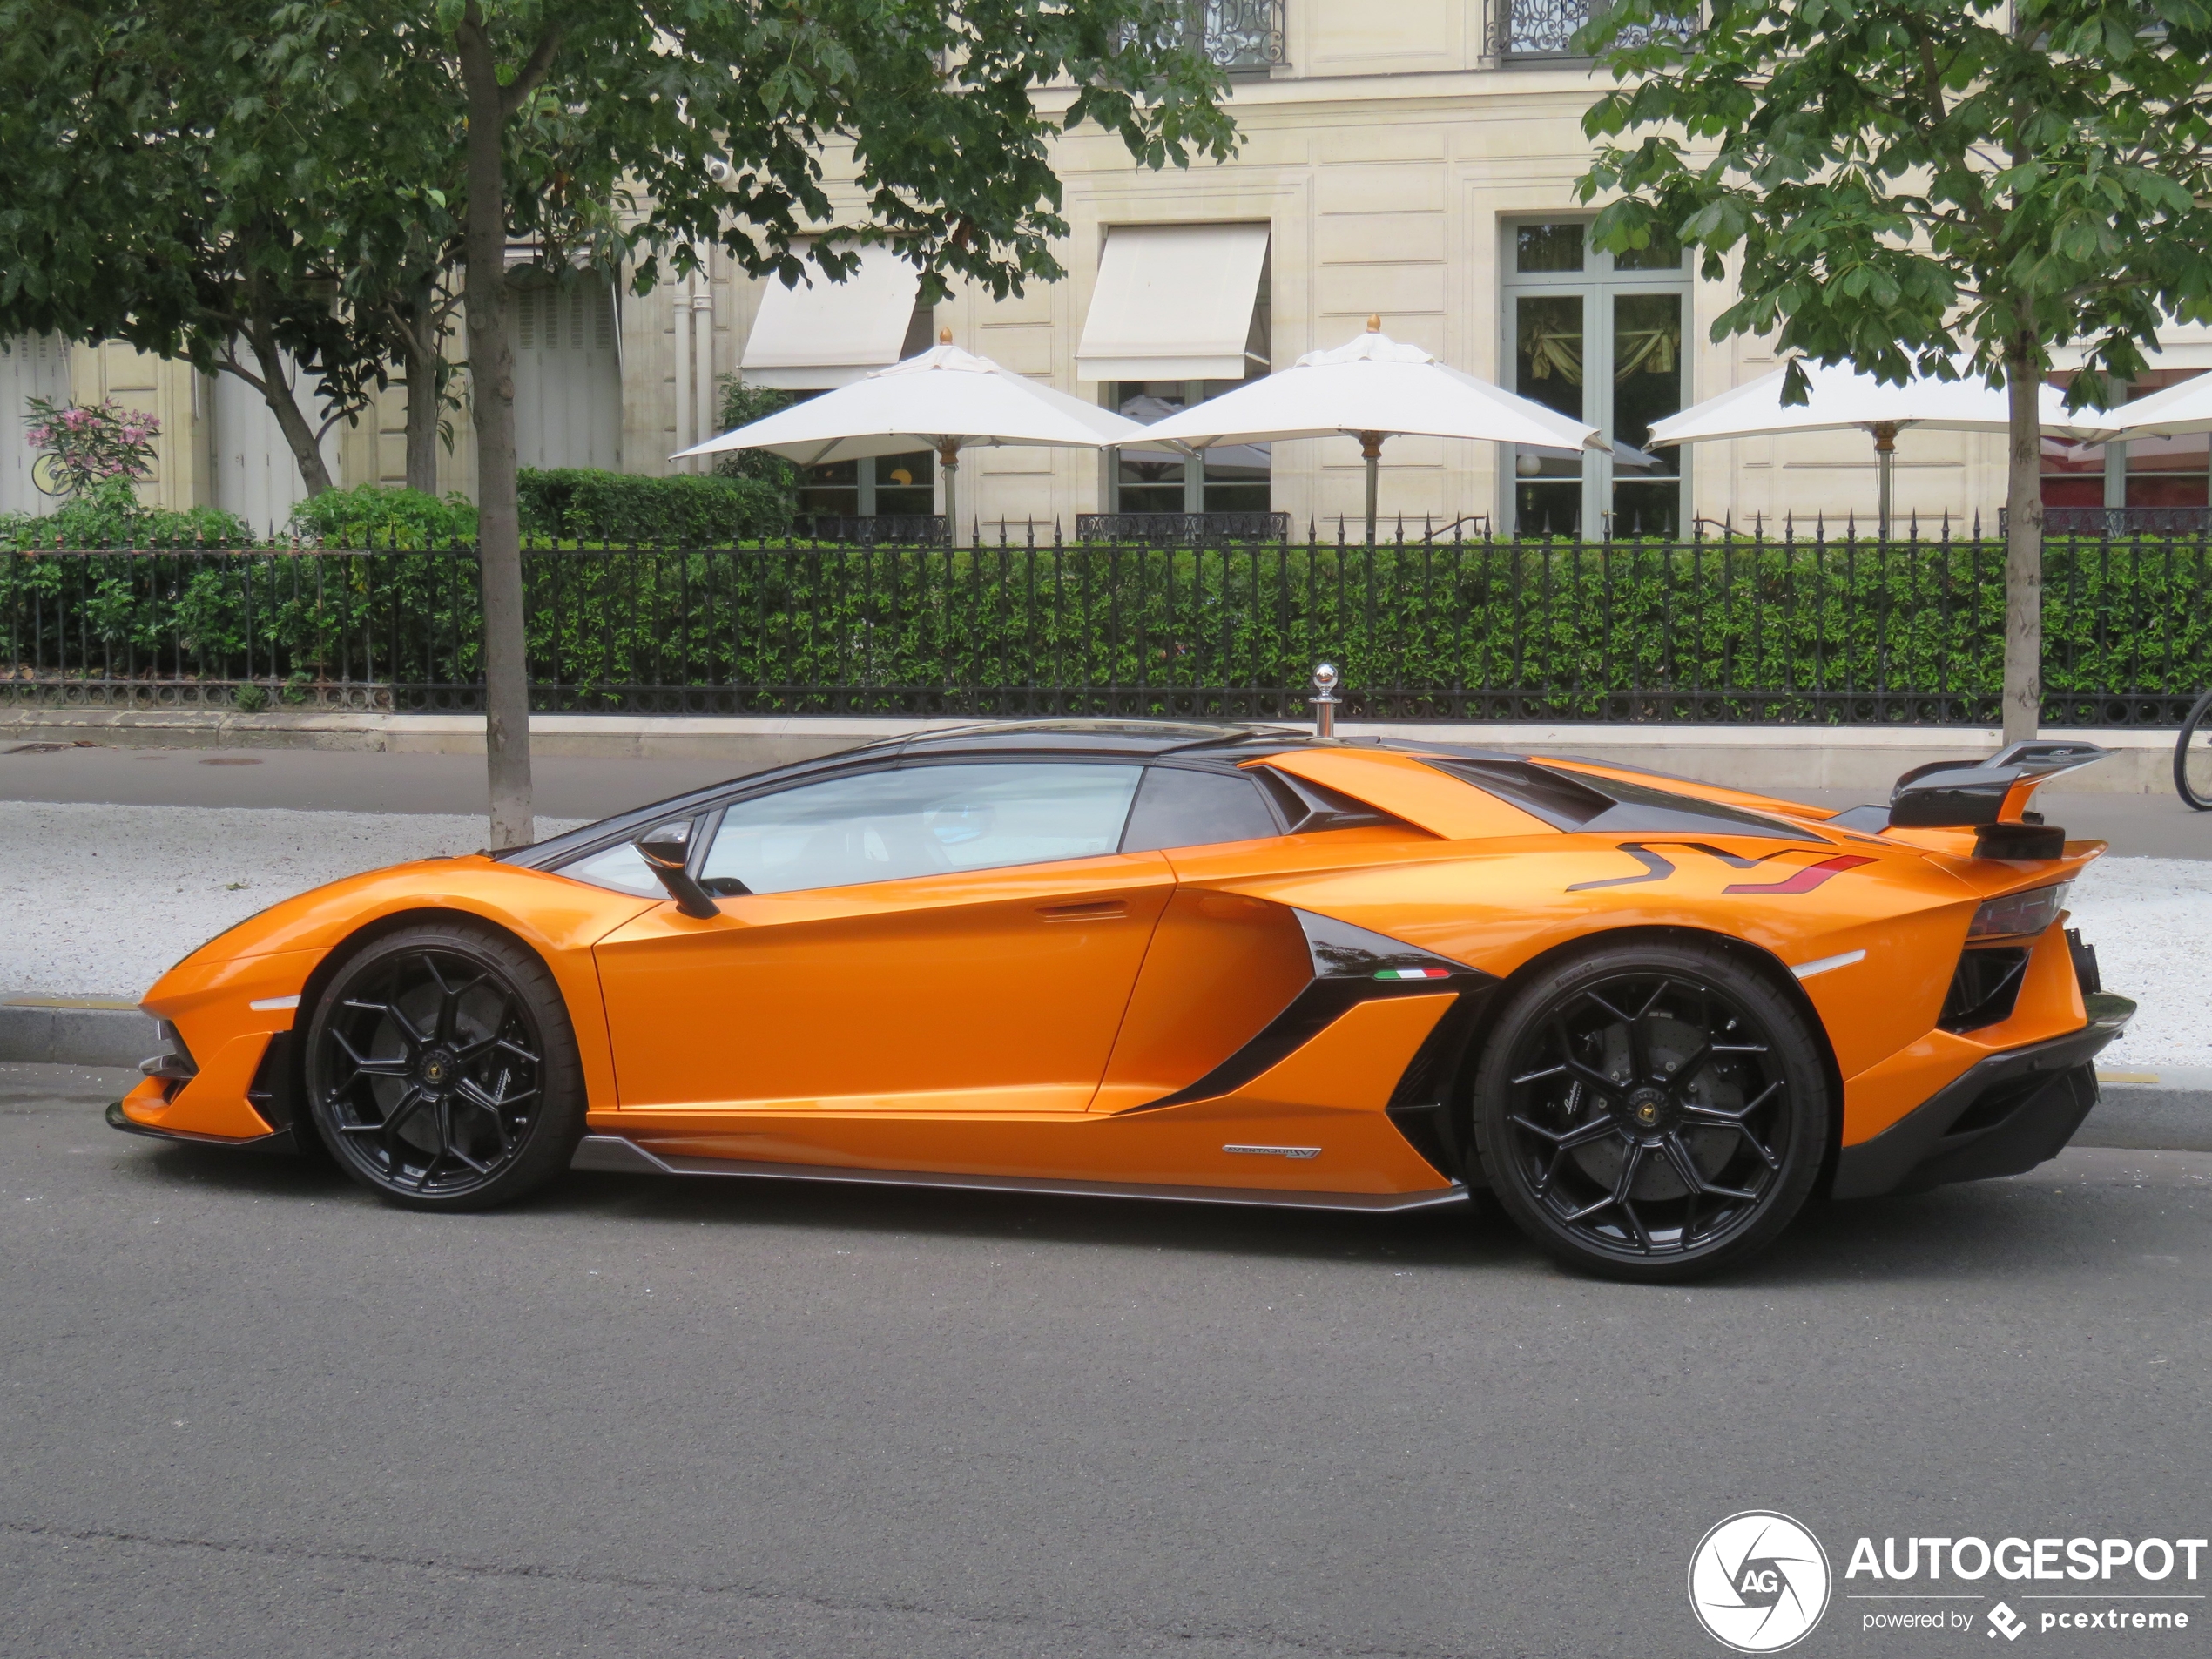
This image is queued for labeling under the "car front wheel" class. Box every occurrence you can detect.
[305,923,585,1211]
[1470,941,1831,1281]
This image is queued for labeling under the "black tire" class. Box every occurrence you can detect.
[1470,940,1831,1282]
[2175,688,2212,811]
[305,923,585,1211]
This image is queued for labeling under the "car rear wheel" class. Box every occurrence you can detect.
[305,924,585,1211]
[1470,941,1831,1282]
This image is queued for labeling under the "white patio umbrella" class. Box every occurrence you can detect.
[1137,318,1605,543]
[1646,358,2114,536]
[675,331,1146,544]
[2089,370,2212,439]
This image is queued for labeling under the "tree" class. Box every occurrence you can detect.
[0,2,389,498]
[267,0,1240,847]
[1575,0,2212,741]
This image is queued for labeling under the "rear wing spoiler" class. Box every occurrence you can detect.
[1880,740,2110,857]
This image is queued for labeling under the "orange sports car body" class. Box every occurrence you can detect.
[111,721,2134,1278]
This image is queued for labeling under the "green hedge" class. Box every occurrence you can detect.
[3,537,2207,723]
[517,469,792,544]
[0,485,252,554]
[289,485,479,548]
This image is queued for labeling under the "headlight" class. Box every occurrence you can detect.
[1967,882,2070,939]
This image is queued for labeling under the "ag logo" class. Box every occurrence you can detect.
[1688,1511,1832,1652]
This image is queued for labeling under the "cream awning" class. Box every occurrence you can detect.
[739,246,923,388]
[1076,223,1270,383]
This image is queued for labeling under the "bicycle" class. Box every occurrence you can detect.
[2175,687,2212,808]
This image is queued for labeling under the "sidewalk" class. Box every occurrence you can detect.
[3,705,2193,793]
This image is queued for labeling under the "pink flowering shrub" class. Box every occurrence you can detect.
[24,396,161,498]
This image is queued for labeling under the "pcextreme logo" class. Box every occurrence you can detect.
[1688,1511,1834,1653]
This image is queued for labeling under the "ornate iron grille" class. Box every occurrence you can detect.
[1076,512,1292,543]
[2026,505,2212,536]
[1201,0,1288,70]
[1490,0,1674,57]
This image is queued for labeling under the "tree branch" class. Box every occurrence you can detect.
[502,23,564,121]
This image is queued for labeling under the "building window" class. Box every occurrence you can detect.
[1501,219,1690,538]
[792,446,937,523]
[1491,0,1678,59]
[1105,264,1271,518]
[1109,377,1271,516]
[511,275,621,469]
[1194,0,1288,71]
[1111,378,1271,516]
[2041,368,2209,515]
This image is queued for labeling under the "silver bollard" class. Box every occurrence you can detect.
[1311,661,1339,738]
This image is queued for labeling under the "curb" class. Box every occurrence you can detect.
[0,1000,158,1068]
[7,1000,2205,1153]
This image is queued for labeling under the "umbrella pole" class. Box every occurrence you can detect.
[1359,431,1385,545]
[938,439,964,549]
[1871,421,1899,540]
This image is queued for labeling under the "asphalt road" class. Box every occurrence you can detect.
[6,1063,2207,1658]
[5,743,2211,856]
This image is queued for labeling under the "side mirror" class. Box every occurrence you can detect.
[633,820,720,919]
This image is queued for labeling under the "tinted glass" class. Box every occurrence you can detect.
[1515,293,1585,536]
[1615,229,1683,271]
[1612,290,1684,536]
[1120,767,1280,853]
[701,763,1143,894]
[1516,223,1586,273]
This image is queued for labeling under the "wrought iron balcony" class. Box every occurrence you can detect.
[1489,0,1676,58]
[1193,1,1288,72]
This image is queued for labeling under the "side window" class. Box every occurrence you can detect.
[700,762,1144,895]
[557,828,685,897]
[1119,766,1281,853]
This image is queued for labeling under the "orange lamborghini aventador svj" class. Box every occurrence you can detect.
[111,721,2133,1279]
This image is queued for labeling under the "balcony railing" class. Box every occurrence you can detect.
[1199,0,1288,71]
[1489,0,1681,58]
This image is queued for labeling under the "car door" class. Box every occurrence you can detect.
[590,759,1173,1116]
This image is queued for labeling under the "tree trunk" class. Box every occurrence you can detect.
[239,319,336,500]
[401,274,442,496]
[2001,334,2042,745]
[456,12,533,849]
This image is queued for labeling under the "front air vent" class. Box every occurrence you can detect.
[138,1022,199,1099]
[1939,948,2030,1033]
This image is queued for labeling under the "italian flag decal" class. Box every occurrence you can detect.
[1372,967,1452,981]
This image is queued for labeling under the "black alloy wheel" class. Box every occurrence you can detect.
[1471,941,1831,1281]
[306,924,585,1211]
[2175,687,2212,810]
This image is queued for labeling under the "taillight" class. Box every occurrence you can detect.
[1966,883,2070,940]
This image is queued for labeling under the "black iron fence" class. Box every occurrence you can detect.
[5,531,2209,725]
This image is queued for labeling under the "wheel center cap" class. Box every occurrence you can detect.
[419,1049,455,1088]
[1626,1087,1668,1129]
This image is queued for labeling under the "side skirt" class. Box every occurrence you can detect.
[570,1135,1472,1215]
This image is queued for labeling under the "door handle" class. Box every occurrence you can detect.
[1037,900,1128,922]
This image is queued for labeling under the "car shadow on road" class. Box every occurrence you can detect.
[123,1139,2180,1287]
